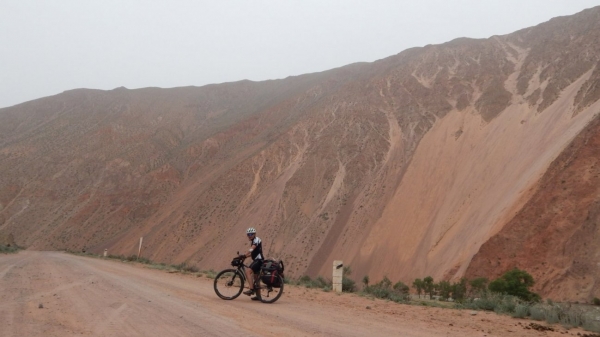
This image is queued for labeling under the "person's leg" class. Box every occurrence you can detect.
[243,261,259,295]
[245,267,254,290]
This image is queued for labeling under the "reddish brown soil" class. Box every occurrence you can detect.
[0,251,589,337]
[466,114,600,302]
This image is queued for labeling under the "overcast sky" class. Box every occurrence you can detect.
[1,1,599,109]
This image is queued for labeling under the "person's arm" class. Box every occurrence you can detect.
[242,238,258,258]
[244,244,257,258]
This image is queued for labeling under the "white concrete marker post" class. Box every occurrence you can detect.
[103,249,107,257]
[138,237,143,259]
[333,260,343,293]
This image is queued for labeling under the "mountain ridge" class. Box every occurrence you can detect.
[1,6,600,300]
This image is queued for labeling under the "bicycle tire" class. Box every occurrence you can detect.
[214,269,244,300]
[257,274,284,304]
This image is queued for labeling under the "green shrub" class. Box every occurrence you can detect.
[342,276,356,292]
[295,275,331,290]
[0,244,19,254]
[171,262,198,273]
[412,279,424,298]
[593,297,600,306]
[126,255,138,261]
[512,304,530,318]
[298,275,311,283]
[137,257,152,264]
[436,281,452,301]
[451,278,468,302]
[488,268,540,302]
[314,276,329,288]
[494,295,518,314]
[559,306,584,328]
[363,277,410,302]
[529,305,546,321]
[423,276,435,299]
[203,269,217,279]
[460,292,520,313]
[393,281,410,294]
[524,304,597,330]
[469,277,489,297]
[545,307,559,324]
[342,266,356,292]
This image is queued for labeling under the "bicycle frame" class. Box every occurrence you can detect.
[234,261,259,289]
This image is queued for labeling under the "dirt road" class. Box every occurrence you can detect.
[0,251,585,336]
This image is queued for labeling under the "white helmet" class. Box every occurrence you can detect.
[246,227,257,234]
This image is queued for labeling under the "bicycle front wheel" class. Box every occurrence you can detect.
[257,275,284,303]
[214,269,244,300]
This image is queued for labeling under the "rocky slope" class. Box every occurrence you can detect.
[1,7,599,300]
[466,114,600,302]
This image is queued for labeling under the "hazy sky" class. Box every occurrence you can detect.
[1,1,599,109]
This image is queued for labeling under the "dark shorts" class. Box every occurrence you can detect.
[249,259,263,273]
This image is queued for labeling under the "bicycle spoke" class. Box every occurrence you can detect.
[214,269,244,300]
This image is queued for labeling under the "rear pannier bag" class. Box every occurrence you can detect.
[260,259,285,288]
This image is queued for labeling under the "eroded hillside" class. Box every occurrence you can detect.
[1,7,599,299]
[466,114,600,302]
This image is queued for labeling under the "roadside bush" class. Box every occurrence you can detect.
[526,303,598,331]
[412,278,424,298]
[529,305,546,321]
[593,297,600,306]
[393,281,410,295]
[171,262,199,273]
[469,277,489,297]
[364,276,410,302]
[423,276,435,299]
[137,257,152,264]
[512,304,530,318]
[0,244,19,254]
[362,275,370,288]
[203,269,217,279]
[342,276,356,292]
[451,279,468,302]
[296,275,331,289]
[342,266,356,292]
[436,281,452,301]
[126,255,138,262]
[460,291,519,313]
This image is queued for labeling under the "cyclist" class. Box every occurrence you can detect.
[241,227,264,298]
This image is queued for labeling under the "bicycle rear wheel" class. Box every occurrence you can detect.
[256,275,284,303]
[214,269,244,300]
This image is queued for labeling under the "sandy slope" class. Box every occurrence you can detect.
[0,251,589,337]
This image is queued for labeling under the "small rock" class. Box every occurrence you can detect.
[469,311,477,316]
[38,303,43,309]
[366,306,371,309]
[449,323,453,326]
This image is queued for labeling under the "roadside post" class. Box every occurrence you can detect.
[137,237,143,259]
[333,260,343,293]
[103,249,107,257]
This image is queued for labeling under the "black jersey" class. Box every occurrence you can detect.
[250,236,263,260]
